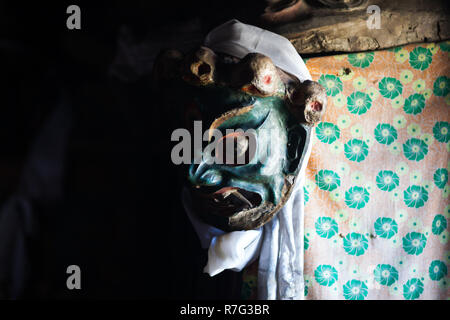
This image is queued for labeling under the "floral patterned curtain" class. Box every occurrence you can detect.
[243,41,450,300]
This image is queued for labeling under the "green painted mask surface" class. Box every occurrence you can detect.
[175,82,310,230]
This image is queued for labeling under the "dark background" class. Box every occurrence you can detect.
[0,1,268,299]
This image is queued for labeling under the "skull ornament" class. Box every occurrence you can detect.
[154,46,326,231]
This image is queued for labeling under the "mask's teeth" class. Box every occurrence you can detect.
[222,190,234,199]
[232,190,253,208]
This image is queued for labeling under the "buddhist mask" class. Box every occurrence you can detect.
[154,46,326,231]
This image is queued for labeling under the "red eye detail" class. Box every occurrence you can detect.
[310,101,322,112]
[263,75,271,85]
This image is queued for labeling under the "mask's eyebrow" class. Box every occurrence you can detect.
[207,106,270,141]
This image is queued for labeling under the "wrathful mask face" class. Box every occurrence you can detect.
[154,47,327,231]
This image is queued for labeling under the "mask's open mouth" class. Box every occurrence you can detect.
[191,186,263,219]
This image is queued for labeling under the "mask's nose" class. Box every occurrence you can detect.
[188,162,222,186]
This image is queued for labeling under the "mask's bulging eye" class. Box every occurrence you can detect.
[310,101,322,112]
[231,53,280,97]
[215,131,256,166]
[182,46,217,86]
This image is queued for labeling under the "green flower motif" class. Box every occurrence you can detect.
[390,235,401,248]
[402,232,427,255]
[335,209,349,223]
[366,87,379,100]
[304,285,308,297]
[315,217,339,239]
[349,217,362,232]
[318,74,343,97]
[379,77,403,99]
[347,91,372,115]
[364,182,374,194]
[329,189,343,202]
[391,96,405,109]
[439,41,450,52]
[305,228,314,240]
[393,115,407,129]
[404,185,428,208]
[395,49,409,63]
[303,186,309,205]
[315,169,341,191]
[407,123,421,137]
[434,168,448,189]
[363,134,374,148]
[351,171,364,185]
[432,214,447,235]
[389,142,401,155]
[440,230,449,244]
[422,180,435,193]
[337,115,351,129]
[374,264,399,286]
[353,76,367,90]
[351,123,364,138]
[333,93,346,108]
[344,139,369,162]
[429,260,447,281]
[389,283,402,296]
[408,217,423,231]
[425,88,434,100]
[412,79,426,93]
[423,226,432,238]
[421,133,434,146]
[433,121,450,143]
[403,278,424,300]
[304,235,309,250]
[343,232,369,256]
[396,209,408,223]
[345,186,370,209]
[409,47,433,70]
[376,170,400,191]
[374,217,398,239]
[390,189,401,202]
[316,122,341,144]
[395,161,409,176]
[374,123,397,145]
[404,93,426,115]
[336,161,350,176]
[315,265,339,286]
[388,46,403,53]
[439,40,450,52]
[427,43,439,55]
[329,141,344,154]
[305,179,315,193]
[403,138,428,161]
[409,170,422,184]
[432,76,449,97]
[343,279,369,300]
[400,70,414,84]
[348,52,375,68]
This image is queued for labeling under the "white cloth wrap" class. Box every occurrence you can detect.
[204,19,311,83]
[183,19,313,300]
